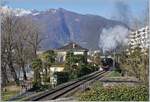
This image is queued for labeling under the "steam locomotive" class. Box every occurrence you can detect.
[101,58,113,71]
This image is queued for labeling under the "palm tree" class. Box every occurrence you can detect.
[42,50,56,83]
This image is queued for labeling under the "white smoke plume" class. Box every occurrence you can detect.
[99,25,129,53]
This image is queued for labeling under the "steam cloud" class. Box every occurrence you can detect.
[114,0,131,26]
[99,25,129,53]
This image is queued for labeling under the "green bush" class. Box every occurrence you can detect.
[32,80,41,90]
[40,84,51,90]
[78,85,149,101]
[54,72,69,85]
[43,76,50,83]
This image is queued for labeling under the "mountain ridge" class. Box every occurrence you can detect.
[1,6,129,51]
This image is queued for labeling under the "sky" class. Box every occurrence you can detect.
[1,0,148,19]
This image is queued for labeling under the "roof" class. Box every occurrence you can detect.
[56,42,88,51]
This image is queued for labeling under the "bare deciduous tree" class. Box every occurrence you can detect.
[1,40,9,86]
[1,14,19,84]
[14,17,43,80]
[24,18,44,58]
[1,14,43,85]
[14,18,29,80]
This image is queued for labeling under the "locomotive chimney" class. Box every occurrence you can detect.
[73,43,75,48]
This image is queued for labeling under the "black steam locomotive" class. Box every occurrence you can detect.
[101,58,113,71]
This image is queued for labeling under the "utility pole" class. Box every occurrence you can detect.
[113,49,116,69]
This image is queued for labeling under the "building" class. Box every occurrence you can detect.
[128,26,149,54]
[45,42,89,85]
[55,42,89,63]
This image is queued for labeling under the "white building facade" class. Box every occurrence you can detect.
[55,42,88,63]
[128,26,149,54]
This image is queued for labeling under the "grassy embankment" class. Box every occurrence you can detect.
[2,84,21,101]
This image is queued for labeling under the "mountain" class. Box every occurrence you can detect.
[0,6,32,16]
[1,7,129,50]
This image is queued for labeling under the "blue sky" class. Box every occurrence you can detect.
[2,0,148,19]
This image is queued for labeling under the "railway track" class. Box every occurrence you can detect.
[24,70,108,101]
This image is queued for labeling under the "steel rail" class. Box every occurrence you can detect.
[25,70,106,101]
[24,70,101,101]
[59,71,109,98]
[48,71,108,100]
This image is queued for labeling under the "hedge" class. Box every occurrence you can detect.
[54,72,69,85]
[78,85,149,101]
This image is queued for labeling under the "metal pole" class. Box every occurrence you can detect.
[70,50,71,69]
[113,49,116,69]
